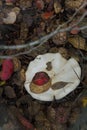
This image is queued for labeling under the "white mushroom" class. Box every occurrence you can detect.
[24,53,81,101]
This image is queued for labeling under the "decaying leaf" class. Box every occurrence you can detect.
[58,47,69,59]
[47,107,56,122]
[68,35,87,51]
[69,107,80,124]
[35,111,51,130]
[51,81,69,90]
[13,58,21,72]
[4,86,16,99]
[41,11,54,20]
[0,81,6,86]
[81,97,87,107]
[12,68,25,87]
[65,0,83,9]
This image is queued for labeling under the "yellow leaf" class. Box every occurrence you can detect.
[81,97,87,107]
[0,81,6,86]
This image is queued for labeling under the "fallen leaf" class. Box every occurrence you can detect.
[54,0,62,14]
[68,35,87,51]
[41,11,54,20]
[4,86,16,99]
[13,58,21,72]
[81,97,87,107]
[51,81,70,90]
[0,81,6,86]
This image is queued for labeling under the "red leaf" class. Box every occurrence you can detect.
[41,11,54,20]
[0,59,14,80]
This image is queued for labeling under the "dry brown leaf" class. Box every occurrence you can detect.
[4,86,16,99]
[68,36,87,51]
[51,81,69,90]
[13,58,21,72]
[54,1,62,14]
[65,0,83,9]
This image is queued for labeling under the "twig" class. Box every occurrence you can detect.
[0,24,87,59]
[0,42,43,59]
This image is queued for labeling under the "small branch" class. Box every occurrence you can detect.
[0,43,43,59]
[0,24,87,59]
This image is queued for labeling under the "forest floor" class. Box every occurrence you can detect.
[0,0,87,130]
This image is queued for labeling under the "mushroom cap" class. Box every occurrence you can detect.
[24,53,81,101]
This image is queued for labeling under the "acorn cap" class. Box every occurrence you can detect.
[24,53,81,101]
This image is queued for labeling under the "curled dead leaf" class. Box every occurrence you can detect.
[13,58,21,72]
[19,69,26,82]
[54,0,62,14]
